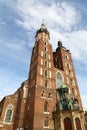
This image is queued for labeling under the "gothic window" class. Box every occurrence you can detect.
[65,55,69,60]
[44,53,47,59]
[45,80,48,88]
[56,72,63,88]
[72,88,74,95]
[5,109,12,122]
[44,101,48,112]
[70,79,75,86]
[44,70,48,77]
[44,61,48,68]
[44,42,47,46]
[44,47,47,51]
[66,63,69,68]
[44,117,49,127]
[68,70,71,76]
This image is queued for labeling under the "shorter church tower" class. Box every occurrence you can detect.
[53,41,85,130]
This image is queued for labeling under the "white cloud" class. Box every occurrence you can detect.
[62,30,87,60]
[5,41,26,51]
[16,0,80,31]
[15,0,87,62]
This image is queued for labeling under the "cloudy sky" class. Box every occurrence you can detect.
[0,0,87,110]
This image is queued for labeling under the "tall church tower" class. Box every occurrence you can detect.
[24,23,56,130]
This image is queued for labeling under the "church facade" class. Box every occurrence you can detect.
[0,23,86,130]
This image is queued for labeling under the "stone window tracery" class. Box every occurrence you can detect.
[56,72,63,88]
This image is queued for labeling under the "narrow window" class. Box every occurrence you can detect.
[45,61,48,68]
[44,47,47,51]
[44,101,48,112]
[72,88,74,95]
[44,53,47,59]
[44,42,47,46]
[67,63,69,68]
[70,79,73,86]
[44,117,49,127]
[44,70,48,77]
[45,80,48,88]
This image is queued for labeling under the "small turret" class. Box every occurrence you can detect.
[58,41,62,47]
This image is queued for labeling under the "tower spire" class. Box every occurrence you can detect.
[35,22,50,39]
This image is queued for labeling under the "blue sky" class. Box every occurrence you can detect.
[0,0,87,110]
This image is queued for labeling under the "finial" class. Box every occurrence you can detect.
[41,19,46,29]
[42,19,44,24]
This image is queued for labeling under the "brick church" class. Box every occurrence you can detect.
[0,23,86,130]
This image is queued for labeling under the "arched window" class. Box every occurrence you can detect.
[44,53,47,59]
[72,88,74,95]
[5,109,12,122]
[45,80,48,88]
[44,61,48,68]
[75,118,82,130]
[56,72,63,88]
[44,117,49,127]
[44,101,48,112]
[44,70,48,77]
[64,117,72,130]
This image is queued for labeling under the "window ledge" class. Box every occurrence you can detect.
[3,121,14,125]
[41,97,46,99]
[48,98,52,100]
[44,126,49,128]
[43,112,50,114]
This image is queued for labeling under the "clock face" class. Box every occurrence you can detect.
[56,72,63,88]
